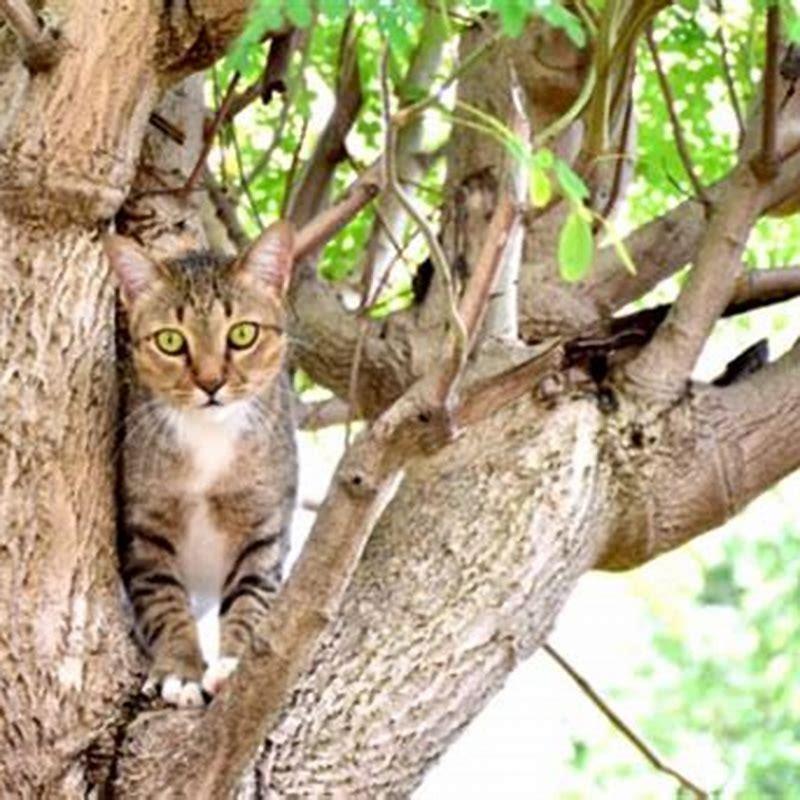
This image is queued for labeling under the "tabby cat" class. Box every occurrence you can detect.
[105,222,298,708]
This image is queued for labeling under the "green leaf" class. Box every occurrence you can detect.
[554,159,590,202]
[533,147,555,169]
[285,0,313,27]
[540,4,586,47]
[319,0,350,18]
[558,210,594,282]
[529,163,552,207]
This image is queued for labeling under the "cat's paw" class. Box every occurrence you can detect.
[202,656,240,697]
[143,674,205,708]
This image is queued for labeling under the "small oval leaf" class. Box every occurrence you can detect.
[558,211,595,283]
[529,163,552,208]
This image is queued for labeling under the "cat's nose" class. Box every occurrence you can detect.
[195,375,226,397]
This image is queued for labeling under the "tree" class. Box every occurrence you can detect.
[1,0,799,795]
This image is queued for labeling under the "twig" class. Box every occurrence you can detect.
[204,169,250,251]
[226,29,297,121]
[280,114,310,218]
[0,0,58,70]
[542,643,709,799]
[294,160,383,261]
[229,117,263,231]
[286,19,361,228]
[712,0,746,146]
[754,3,781,180]
[296,397,353,430]
[182,71,241,195]
[380,46,468,380]
[392,29,501,128]
[148,112,186,146]
[346,318,370,447]
[646,24,710,206]
[359,6,448,301]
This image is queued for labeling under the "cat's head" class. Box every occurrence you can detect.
[105,222,294,413]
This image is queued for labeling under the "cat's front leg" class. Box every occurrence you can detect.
[122,524,206,708]
[202,530,284,696]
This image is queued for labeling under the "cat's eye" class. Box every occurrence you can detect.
[228,322,259,350]
[154,329,186,356]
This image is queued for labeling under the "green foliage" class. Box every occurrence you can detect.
[558,209,594,282]
[640,525,800,795]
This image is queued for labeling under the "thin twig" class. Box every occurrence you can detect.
[148,112,186,146]
[280,114,310,218]
[380,46,468,376]
[646,24,710,206]
[226,29,297,121]
[229,117,263,231]
[713,0,746,146]
[0,0,58,70]
[294,160,383,262]
[204,169,250,250]
[542,643,709,799]
[183,72,241,195]
[754,3,781,179]
[392,30,501,128]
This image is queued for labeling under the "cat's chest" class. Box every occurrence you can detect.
[178,415,240,494]
[173,410,247,600]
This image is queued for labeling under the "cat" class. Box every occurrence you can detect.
[105,222,298,708]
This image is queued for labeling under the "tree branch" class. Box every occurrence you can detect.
[481,65,528,343]
[294,160,383,262]
[225,29,297,121]
[623,161,766,397]
[712,0,746,146]
[645,24,709,206]
[753,4,781,180]
[0,0,59,70]
[599,341,800,569]
[359,8,448,301]
[585,145,800,316]
[286,21,362,228]
[296,397,353,430]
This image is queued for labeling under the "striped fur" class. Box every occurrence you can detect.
[109,223,297,706]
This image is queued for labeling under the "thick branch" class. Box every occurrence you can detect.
[623,161,766,396]
[585,146,800,316]
[0,0,59,70]
[599,343,800,569]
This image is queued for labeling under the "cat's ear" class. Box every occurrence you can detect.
[238,220,295,295]
[104,235,158,307]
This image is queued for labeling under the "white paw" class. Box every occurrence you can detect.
[202,656,240,697]
[160,674,205,708]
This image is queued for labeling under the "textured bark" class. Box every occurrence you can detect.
[3,3,800,798]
